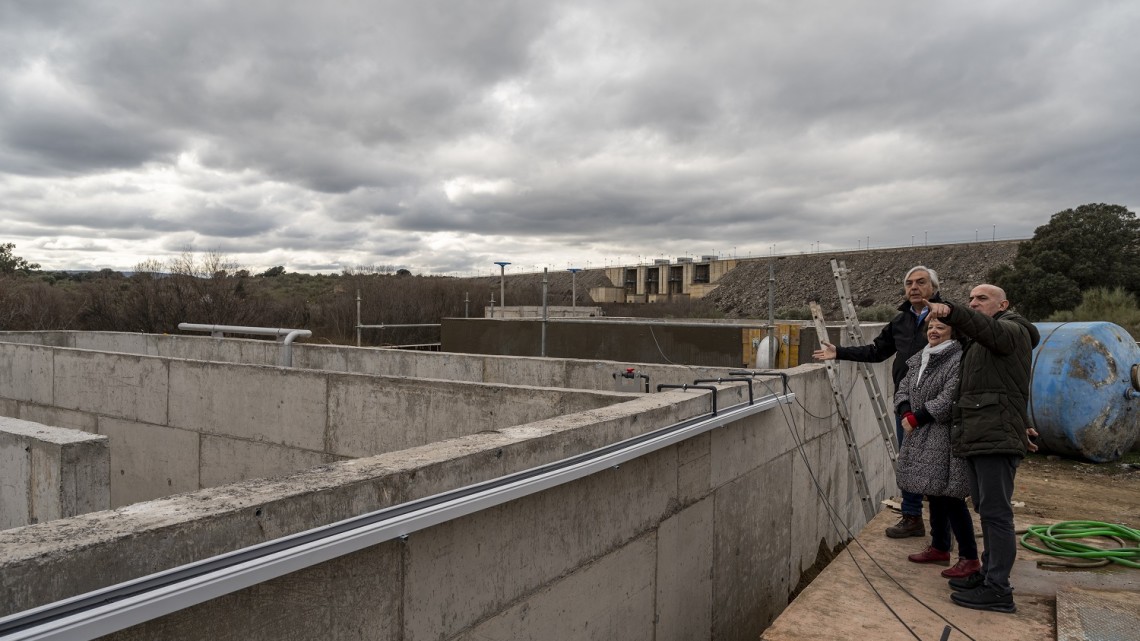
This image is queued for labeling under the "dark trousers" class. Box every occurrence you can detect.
[928,495,978,559]
[896,415,923,517]
[967,454,1020,595]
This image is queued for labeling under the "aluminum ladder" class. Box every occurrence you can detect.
[809,301,876,521]
[829,259,899,470]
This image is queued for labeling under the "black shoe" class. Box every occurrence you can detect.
[948,571,985,592]
[950,584,1016,613]
[885,514,925,538]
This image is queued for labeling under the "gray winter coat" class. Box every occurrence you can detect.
[893,341,969,498]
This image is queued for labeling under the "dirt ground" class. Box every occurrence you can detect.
[1012,452,1140,526]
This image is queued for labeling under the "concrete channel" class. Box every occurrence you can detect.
[0,330,895,641]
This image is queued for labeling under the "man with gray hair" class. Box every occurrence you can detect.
[925,284,1039,613]
[813,265,942,538]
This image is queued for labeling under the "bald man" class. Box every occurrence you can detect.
[925,284,1039,614]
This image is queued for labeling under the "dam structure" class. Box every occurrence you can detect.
[0,327,895,641]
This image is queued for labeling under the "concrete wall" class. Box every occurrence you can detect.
[0,341,637,509]
[0,416,109,529]
[0,329,783,390]
[0,356,893,641]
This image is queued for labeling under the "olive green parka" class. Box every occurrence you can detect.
[942,305,1040,457]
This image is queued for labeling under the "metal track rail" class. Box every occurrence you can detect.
[1,389,793,641]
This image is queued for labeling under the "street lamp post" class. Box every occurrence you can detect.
[494,261,510,312]
[567,268,582,307]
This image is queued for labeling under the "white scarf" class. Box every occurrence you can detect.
[916,340,955,386]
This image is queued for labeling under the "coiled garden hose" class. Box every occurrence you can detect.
[1019,520,1140,569]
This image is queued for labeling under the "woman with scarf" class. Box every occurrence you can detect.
[894,318,980,578]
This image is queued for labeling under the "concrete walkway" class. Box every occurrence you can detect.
[762,507,1140,641]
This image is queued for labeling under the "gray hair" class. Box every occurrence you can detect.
[904,266,939,290]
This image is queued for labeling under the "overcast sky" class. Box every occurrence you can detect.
[2,1,1137,275]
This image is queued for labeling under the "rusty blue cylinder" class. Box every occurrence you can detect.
[1030,322,1140,462]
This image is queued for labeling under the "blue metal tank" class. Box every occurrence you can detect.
[1030,322,1140,462]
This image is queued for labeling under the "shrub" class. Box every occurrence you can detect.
[858,305,899,322]
[1047,287,1140,340]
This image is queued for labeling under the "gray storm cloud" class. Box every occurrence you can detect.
[1,0,1137,274]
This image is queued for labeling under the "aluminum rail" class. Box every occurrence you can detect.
[176,323,312,367]
[0,387,793,641]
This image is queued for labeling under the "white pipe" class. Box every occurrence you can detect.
[176,324,312,367]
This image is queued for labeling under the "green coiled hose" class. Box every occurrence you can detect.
[1019,520,1140,569]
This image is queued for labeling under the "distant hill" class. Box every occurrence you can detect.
[703,240,1021,319]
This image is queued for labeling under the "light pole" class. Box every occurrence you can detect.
[567,268,581,307]
[494,261,510,311]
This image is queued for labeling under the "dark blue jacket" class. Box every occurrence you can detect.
[835,292,943,387]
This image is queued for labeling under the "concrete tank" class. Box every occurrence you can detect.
[1030,322,1140,462]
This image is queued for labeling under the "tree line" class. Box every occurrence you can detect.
[3,202,1137,340]
[0,250,513,345]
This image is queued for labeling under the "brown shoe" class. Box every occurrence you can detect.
[885,514,925,538]
[942,558,982,578]
[908,546,951,564]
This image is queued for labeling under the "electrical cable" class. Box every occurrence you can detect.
[647,325,678,365]
[794,372,859,419]
[1019,521,1140,569]
[752,377,977,641]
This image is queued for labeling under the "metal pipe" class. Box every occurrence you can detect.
[567,268,581,308]
[494,261,510,311]
[541,268,548,357]
[0,391,792,641]
[728,370,790,398]
[356,290,361,347]
[177,324,308,339]
[694,378,754,405]
[768,261,776,366]
[176,324,312,367]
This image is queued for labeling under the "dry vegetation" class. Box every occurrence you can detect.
[0,240,1077,342]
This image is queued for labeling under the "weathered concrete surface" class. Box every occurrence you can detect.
[0,342,53,404]
[17,404,98,433]
[199,434,336,489]
[104,542,403,641]
[0,329,898,640]
[452,534,657,641]
[169,360,328,451]
[0,341,641,509]
[0,417,109,528]
[401,447,676,641]
[54,349,169,425]
[0,391,718,617]
[98,417,200,505]
[713,451,795,640]
[326,375,633,458]
[655,498,714,641]
[4,331,761,393]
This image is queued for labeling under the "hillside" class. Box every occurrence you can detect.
[689,241,1019,319]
